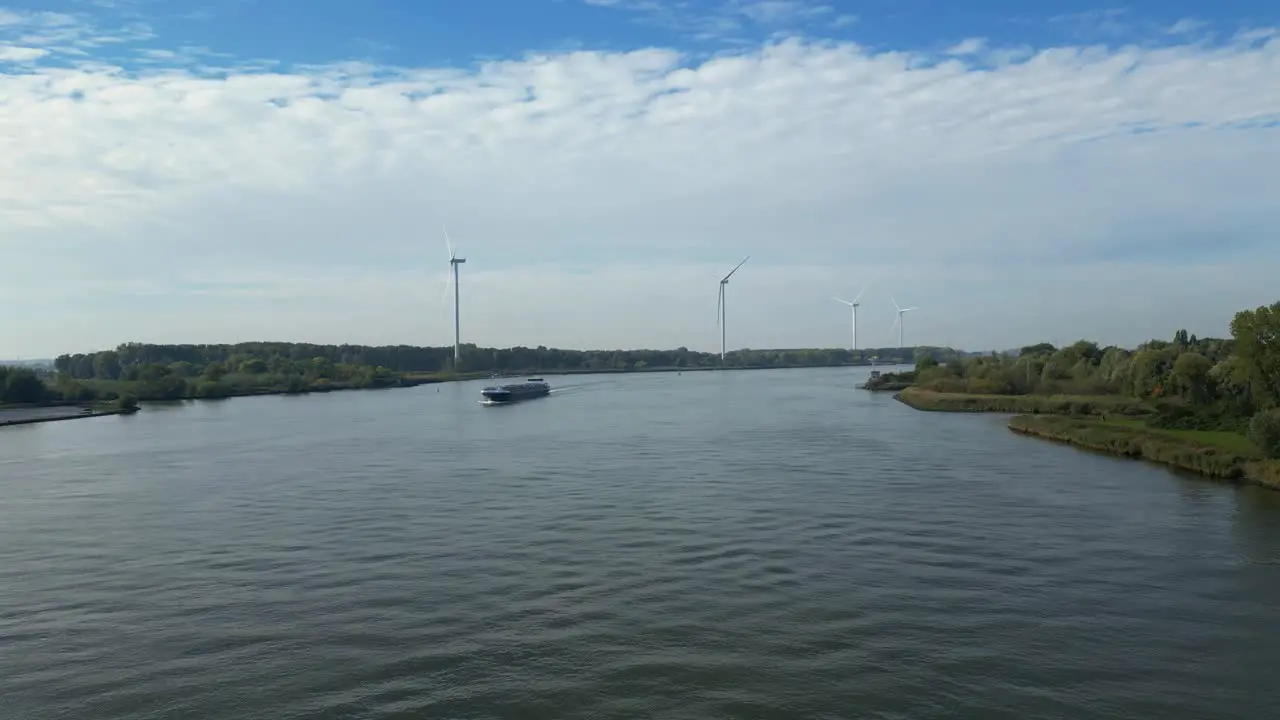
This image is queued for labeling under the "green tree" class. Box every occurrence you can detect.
[93,351,122,380]
[137,363,171,382]
[1209,357,1255,414]
[1230,302,1280,408]
[1097,347,1131,386]
[1,367,48,404]
[1247,409,1280,459]
[1127,348,1167,398]
[1019,343,1056,357]
[203,362,227,381]
[1171,352,1213,404]
[168,361,197,378]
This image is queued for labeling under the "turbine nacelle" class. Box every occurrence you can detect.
[721,255,749,284]
[445,225,466,264]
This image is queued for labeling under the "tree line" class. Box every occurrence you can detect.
[912,301,1280,457]
[53,342,950,381]
[0,365,51,405]
[26,341,957,404]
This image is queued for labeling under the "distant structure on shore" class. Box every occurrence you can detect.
[443,225,466,366]
[430,234,942,360]
[715,256,750,364]
[833,289,865,351]
[890,294,919,349]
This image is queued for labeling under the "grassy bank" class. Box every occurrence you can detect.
[70,373,439,403]
[897,386,1152,416]
[1007,415,1280,490]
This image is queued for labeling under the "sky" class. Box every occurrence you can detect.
[2,0,1278,357]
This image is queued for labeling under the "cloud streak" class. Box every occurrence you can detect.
[1,7,1279,356]
[580,0,845,42]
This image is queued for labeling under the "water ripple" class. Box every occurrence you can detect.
[2,369,1280,719]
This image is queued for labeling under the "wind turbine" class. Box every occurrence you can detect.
[716,256,750,364]
[833,287,865,351]
[440,225,466,365]
[890,294,917,350]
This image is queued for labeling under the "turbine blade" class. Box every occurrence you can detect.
[722,255,750,281]
[903,307,918,312]
[890,293,901,312]
[443,224,455,260]
[716,284,722,326]
[834,296,851,305]
[439,267,452,323]
[853,287,865,303]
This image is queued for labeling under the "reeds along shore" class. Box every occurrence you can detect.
[887,385,1280,491]
[1007,414,1280,490]
[894,386,1150,416]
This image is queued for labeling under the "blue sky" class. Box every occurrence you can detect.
[2,0,1279,355]
[17,0,1276,68]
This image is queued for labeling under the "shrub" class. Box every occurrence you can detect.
[194,381,232,399]
[116,393,139,410]
[966,377,1019,395]
[919,377,968,393]
[1070,401,1093,416]
[1248,409,1280,459]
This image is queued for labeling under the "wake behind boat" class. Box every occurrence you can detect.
[481,377,551,405]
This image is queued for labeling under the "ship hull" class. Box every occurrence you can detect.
[481,381,551,404]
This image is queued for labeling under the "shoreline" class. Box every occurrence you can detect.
[893,386,1151,417]
[5,363,894,428]
[1007,415,1280,491]
[885,386,1279,491]
[0,406,136,428]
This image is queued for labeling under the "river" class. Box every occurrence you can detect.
[2,367,1278,719]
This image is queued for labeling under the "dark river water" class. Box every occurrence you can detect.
[3,367,1279,719]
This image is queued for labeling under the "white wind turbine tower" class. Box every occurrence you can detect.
[833,287,866,351]
[716,256,750,364]
[440,225,466,366]
[890,293,918,350]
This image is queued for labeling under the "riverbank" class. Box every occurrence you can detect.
[896,386,1152,416]
[890,387,1278,489]
[0,405,137,427]
[1007,415,1280,490]
[10,364,891,426]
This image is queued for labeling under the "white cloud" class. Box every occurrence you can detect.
[1,13,1279,357]
[727,1,833,25]
[0,6,152,53]
[946,37,986,56]
[0,43,44,60]
[1167,19,1207,35]
[579,0,837,42]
